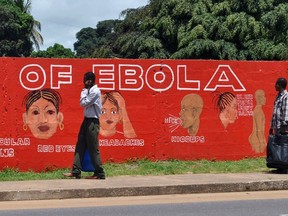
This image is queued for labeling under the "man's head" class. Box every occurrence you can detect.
[275,77,287,92]
[84,71,95,88]
[180,94,203,130]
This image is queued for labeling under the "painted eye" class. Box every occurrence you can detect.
[111,110,118,114]
[47,110,55,115]
[32,110,39,115]
[101,110,106,115]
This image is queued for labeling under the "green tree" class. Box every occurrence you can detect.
[114,7,169,58]
[74,27,98,57]
[31,43,75,58]
[0,0,33,56]
[74,20,122,58]
[13,0,43,51]
[74,0,288,60]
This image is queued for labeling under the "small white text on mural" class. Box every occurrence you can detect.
[0,138,31,158]
[237,94,253,116]
[99,139,144,147]
[37,145,75,153]
[171,136,205,143]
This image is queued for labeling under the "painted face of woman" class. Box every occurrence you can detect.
[24,98,62,139]
[100,100,121,133]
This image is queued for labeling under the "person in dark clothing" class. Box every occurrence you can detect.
[270,78,288,136]
[64,72,105,179]
[269,77,288,174]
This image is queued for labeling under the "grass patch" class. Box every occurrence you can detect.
[0,168,69,181]
[0,157,270,181]
[104,157,269,176]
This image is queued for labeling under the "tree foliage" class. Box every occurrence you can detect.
[74,20,122,58]
[74,0,288,60]
[0,0,43,56]
[0,0,33,56]
[31,43,75,58]
[13,0,43,51]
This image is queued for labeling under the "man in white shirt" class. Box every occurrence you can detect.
[64,72,105,179]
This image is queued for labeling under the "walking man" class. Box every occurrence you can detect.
[269,77,288,174]
[270,77,288,136]
[64,71,105,179]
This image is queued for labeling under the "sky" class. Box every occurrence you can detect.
[30,0,149,51]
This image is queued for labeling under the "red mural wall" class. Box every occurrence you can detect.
[0,57,287,171]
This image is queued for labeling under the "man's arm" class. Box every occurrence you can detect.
[80,87,98,107]
[280,94,288,134]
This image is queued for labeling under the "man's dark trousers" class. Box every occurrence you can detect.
[72,118,105,178]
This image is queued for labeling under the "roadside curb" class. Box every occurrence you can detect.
[1,173,288,201]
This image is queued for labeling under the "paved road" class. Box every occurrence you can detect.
[1,191,288,210]
[1,192,288,216]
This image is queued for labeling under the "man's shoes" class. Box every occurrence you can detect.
[270,169,288,174]
[277,169,288,174]
[63,173,81,179]
[85,175,105,180]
